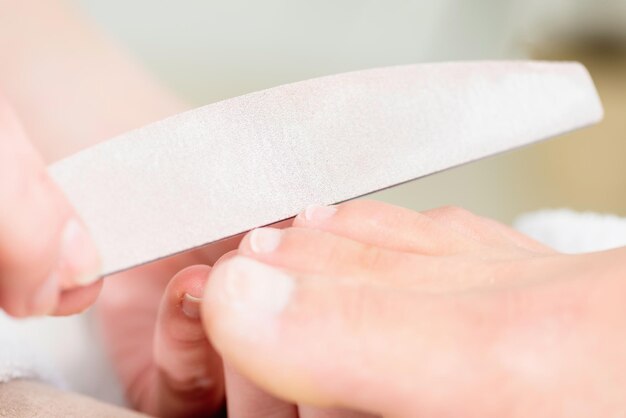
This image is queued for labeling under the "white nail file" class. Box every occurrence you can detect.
[49,61,603,277]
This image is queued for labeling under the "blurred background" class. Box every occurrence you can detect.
[75,0,625,223]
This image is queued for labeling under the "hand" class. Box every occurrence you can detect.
[97,245,230,417]
[98,225,374,417]
[0,99,101,317]
[203,200,626,417]
[1,2,226,413]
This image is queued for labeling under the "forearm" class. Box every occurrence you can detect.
[0,0,186,162]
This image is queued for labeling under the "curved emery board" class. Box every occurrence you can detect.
[49,61,603,277]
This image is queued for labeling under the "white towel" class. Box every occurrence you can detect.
[0,209,624,406]
[0,308,125,405]
[514,209,626,253]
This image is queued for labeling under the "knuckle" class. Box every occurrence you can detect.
[437,205,474,220]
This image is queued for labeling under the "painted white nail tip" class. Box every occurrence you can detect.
[249,228,282,254]
[304,205,337,222]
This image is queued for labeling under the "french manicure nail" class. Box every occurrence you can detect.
[182,293,202,319]
[249,228,282,254]
[221,257,294,320]
[59,219,101,286]
[304,205,337,222]
[30,270,60,316]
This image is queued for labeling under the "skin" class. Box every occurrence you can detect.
[0,0,185,317]
[0,99,102,317]
[0,2,364,416]
[3,2,626,417]
[0,0,225,415]
[200,200,626,417]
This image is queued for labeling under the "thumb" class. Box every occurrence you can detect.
[0,101,100,316]
[202,256,486,417]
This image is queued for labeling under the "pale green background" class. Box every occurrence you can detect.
[74,1,626,223]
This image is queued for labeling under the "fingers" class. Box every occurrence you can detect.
[294,201,552,255]
[203,256,483,417]
[0,102,100,316]
[238,227,430,285]
[150,265,224,417]
[292,200,473,255]
[224,362,298,418]
[204,202,560,417]
[237,226,520,292]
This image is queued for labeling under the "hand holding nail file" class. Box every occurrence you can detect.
[48,61,603,278]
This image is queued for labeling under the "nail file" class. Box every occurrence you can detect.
[49,61,603,277]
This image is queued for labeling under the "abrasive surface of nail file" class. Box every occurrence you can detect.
[49,61,603,277]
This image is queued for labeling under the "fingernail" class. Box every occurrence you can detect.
[249,228,282,254]
[303,205,337,222]
[182,293,202,319]
[30,270,60,316]
[219,257,294,320]
[59,219,101,286]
